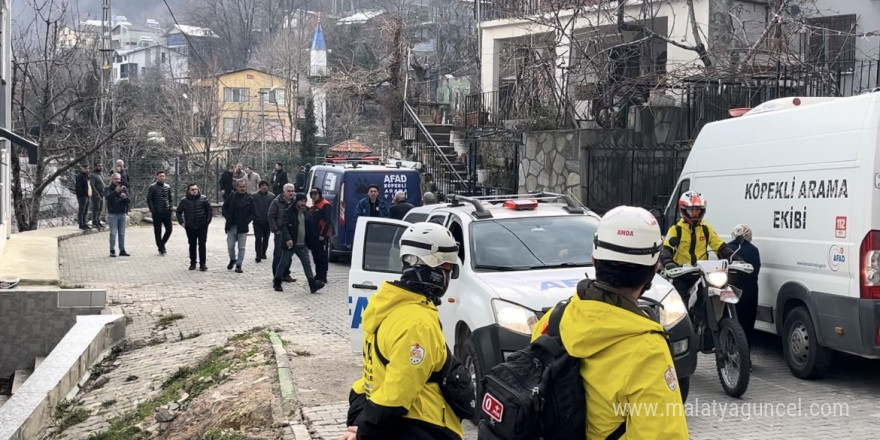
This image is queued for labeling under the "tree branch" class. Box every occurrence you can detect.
[33,126,125,196]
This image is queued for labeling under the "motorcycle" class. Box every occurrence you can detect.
[663,259,754,398]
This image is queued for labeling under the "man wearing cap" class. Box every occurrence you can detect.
[276,193,324,293]
[531,206,688,439]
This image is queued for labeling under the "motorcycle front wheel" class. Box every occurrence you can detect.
[716,318,751,397]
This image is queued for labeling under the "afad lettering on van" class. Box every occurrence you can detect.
[383,174,410,199]
[540,279,581,290]
[744,178,848,200]
[350,295,369,329]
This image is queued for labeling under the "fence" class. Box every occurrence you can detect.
[583,144,690,214]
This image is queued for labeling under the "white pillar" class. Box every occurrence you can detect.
[480,33,500,96]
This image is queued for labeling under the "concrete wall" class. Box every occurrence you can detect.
[0,289,105,377]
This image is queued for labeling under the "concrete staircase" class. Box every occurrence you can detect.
[1,356,45,409]
[421,123,471,195]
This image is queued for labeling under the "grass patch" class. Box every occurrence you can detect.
[155,313,185,329]
[90,331,264,439]
[293,349,312,357]
[54,400,89,433]
[200,428,248,440]
[179,331,202,341]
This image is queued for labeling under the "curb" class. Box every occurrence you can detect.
[268,331,311,439]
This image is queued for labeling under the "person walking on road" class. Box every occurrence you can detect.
[275,193,324,293]
[75,163,92,230]
[252,180,275,263]
[176,183,213,271]
[272,163,288,195]
[309,187,332,283]
[269,184,296,283]
[223,179,255,273]
[729,224,761,346]
[219,164,235,200]
[104,173,131,257]
[147,170,174,255]
[90,162,106,230]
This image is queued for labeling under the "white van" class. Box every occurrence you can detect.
[660,93,880,379]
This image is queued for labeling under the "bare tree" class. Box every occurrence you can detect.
[10,0,124,231]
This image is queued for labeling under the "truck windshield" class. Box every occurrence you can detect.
[471,216,597,270]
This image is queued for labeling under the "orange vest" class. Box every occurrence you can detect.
[312,198,331,237]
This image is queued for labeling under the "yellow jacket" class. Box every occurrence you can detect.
[661,218,728,266]
[350,282,462,438]
[531,285,689,440]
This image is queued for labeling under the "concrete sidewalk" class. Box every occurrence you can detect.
[0,225,86,285]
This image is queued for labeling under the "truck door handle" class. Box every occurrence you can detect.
[352,283,378,290]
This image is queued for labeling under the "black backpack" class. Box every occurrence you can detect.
[477,300,626,440]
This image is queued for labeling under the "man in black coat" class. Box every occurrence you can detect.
[176,183,213,271]
[295,166,306,191]
[74,163,91,230]
[222,179,255,273]
[272,163,288,195]
[219,164,235,200]
[728,224,761,347]
[275,193,324,293]
[147,170,174,255]
[104,173,131,257]
[89,162,106,230]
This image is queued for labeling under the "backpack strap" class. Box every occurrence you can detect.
[607,421,626,440]
[702,224,710,259]
[372,323,391,367]
[546,299,570,338]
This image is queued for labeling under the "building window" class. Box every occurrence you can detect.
[805,14,856,72]
[161,52,167,63]
[260,88,285,105]
[224,87,250,103]
[223,117,245,134]
[120,63,138,79]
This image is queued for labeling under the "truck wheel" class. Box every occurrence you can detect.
[461,337,484,424]
[782,306,833,379]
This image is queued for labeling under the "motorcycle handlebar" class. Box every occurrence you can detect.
[729,262,754,274]
[662,266,701,278]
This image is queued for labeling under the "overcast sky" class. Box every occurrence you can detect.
[11,0,182,30]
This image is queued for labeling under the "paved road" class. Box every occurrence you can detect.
[59,222,880,439]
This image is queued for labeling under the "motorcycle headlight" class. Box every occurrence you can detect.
[492,299,539,335]
[706,271,728,288]
[659,289,688,328]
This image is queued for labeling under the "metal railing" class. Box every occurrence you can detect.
[402,101,471,194]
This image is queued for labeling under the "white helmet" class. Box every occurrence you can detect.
[399,222,459,268]
[731,224,752,242]
[592,206,662,266]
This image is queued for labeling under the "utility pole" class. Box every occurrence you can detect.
[99,0,113,165]
[259,90,267,174]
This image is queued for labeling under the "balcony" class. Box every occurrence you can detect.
[477,0,608,22]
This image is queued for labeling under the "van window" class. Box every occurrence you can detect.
[362,222,405,273]
[429,215,446,225]
[404,212,429,223]
[448,218,466,262]
[664,179,690,230]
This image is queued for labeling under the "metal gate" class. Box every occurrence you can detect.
[583,144,690,214]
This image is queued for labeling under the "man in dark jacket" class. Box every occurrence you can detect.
[90,162,106,230]
[115,160,131,188]
[219,164,235,200]
[104,173,131,257]
[252,180,275,263]
[275,193,324,293]
[728,224,761,346]
[295,166,306,191]
[222,179,255,273]
[269,184,296,283]
[389,191,414,220]
[272,163,288,195]
[309,187,332,283]
[147,170,174,255]
[177,183,213,271]
[75,163,91,230]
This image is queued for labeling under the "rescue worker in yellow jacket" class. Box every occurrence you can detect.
[341,222,463,440]
[531,206,689,439]
[660,190,741,305]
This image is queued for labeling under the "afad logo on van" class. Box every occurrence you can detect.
[827,245,846,272]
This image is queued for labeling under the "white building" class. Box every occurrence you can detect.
[110,23,163,50]
[111,45,189,84]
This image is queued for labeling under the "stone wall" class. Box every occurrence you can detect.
[518,130,582,199]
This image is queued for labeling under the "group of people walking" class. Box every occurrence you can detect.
[75,160,132,257]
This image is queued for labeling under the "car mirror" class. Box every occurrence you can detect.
[451,265,460,279]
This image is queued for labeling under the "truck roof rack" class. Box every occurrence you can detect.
[460,192,585,214]
[446,194,493,219]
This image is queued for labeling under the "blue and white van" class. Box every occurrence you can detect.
[307,163,422,261]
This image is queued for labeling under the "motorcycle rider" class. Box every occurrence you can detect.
[660,191,742,307]
[530,206,689,439]
[341,222,463,440]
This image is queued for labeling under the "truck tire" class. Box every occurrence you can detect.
[461,337,484,424]
[782,306,833,379]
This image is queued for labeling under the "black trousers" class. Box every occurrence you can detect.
[77,196,90,227]
[90,197,103,226]
[185,226,208,265]
[153,211,173,251]
[311,238,329,281]
[253,221,271,259]
[272,233,291,277]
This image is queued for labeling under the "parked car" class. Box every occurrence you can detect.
[348,193,697,411]
[659,93,880,379]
